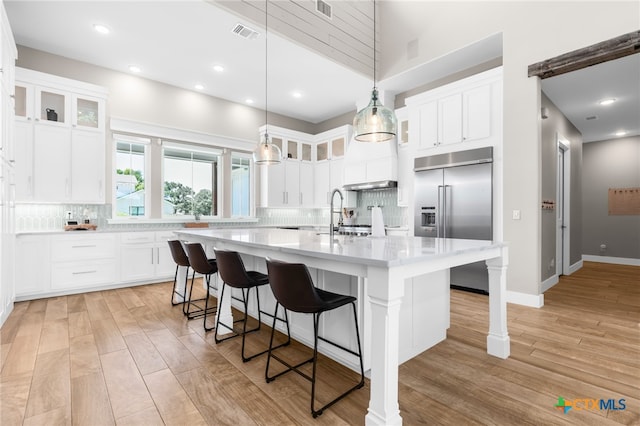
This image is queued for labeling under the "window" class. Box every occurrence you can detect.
[231,154,251,217]
[163,143,220,217]
[114,135,149,217]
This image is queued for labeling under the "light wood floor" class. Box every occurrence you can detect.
[1,261,638,425]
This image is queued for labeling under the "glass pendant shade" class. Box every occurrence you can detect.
[353,88,397,142]
[252,133,281,165]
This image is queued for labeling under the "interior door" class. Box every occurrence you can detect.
[556,145,566,275]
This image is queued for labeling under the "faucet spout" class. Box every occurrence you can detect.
[329,188,344,238]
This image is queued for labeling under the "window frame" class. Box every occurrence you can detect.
[112,133,151,219]
[230,151,254,218]
[161,140,222,219]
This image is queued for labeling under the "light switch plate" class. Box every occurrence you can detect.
[512,210,521,220]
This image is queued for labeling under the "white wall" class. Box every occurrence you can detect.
[379,1,639,296]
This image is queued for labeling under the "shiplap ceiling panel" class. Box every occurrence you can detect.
[214,0,375,78]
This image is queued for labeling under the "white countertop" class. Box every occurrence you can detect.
[174,228,504,268]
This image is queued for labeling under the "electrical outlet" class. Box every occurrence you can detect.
[512,210,521,220]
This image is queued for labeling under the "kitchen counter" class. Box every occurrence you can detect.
[175,228,509,425]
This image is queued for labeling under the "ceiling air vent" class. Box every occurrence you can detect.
[231,23,259,40]
[585,115,598,121]
[316,0,332,19]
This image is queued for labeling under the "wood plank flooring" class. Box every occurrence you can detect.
[1,261,638,425]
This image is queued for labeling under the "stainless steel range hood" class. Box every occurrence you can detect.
[342,180,397,191]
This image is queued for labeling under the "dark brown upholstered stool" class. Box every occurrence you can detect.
[264,258,365,418]
[213,249,290,362]
[183,242,218,329]
[167,240,191,307]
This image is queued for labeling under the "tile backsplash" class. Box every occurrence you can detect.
[16,189,407,232]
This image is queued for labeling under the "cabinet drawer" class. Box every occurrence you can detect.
[51,234,116,261]
[51,259,116,290]
[120,232,156,244]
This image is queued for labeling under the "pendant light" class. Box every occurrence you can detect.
[253,0,282,165]
[353,0,397,142]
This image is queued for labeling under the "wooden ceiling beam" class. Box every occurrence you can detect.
[528,30,640,79]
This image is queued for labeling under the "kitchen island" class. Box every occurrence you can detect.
[175,228,509,426]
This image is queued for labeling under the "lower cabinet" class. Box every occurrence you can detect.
[119,231,175,283]
[50,233,117,291]
[15,230,177,300]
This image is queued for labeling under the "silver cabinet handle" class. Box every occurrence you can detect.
[73,270,97,275]
[72,244,97,248]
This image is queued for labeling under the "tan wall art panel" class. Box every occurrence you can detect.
[608,187,640,215]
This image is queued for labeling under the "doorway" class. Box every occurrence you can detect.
[556,135,570,276]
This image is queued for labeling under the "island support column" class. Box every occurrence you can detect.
[365,266,405,426]
[485,247,510,358]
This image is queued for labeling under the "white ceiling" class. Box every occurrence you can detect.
[5,0,638,141]
[541,53,640,143]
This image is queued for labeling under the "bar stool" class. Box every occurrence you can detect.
[264,258,365,418]
[213,248,290,362]
[183,242,218,329]
[167,240,191,306]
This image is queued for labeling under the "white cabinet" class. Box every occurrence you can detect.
[14,68,107,203]
[119,231,175,283]
[0,3,17,324]
[15,234,51,298]
[314,131,348,206]
[407,67,502,153]
[50,233,117,291]
[395,107,412,207]
[258,131,314,208]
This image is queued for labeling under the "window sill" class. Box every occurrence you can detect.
[107,217,259,225]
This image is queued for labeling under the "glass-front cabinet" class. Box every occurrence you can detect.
[36,86,68,126]
[73,94,104,131]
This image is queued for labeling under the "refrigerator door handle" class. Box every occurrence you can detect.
[437,185,444,238]
[443,185,452,238]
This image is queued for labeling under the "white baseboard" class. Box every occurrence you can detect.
[541,275,559,293]
[582,255,640,267]
[568,259,583,274]
[507,291,544,308]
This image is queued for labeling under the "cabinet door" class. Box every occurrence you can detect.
[314,161,330,206]
[120,244,155,282]
[438,93,462,145]
[72,94,104,131]
[299,162,313,207]
[33,125,71,201]
[419,101,438,149]
[330,158,344,190]
[285,160,300,206]
[463,84,491,142]
[265,162,286,207]
[397,146,411,207]
[15,235,50,297]
[155,244,176,278]
[71,129,104,202]
[14,121,33,200]
[13,83,33,121]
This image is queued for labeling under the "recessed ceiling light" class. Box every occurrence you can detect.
[599,98,616,106]
[128,65,141,73]
[213,65,224,73]
[245,99,254,104]
[194,84,204,90]
[93,24,110,34]
[292,91,303,98]
[615,130,627,137]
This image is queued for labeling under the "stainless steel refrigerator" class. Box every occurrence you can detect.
[414,147,493,293]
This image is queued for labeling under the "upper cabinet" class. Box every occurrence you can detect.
[407,67,502,153]
[257,128,314,208]
[14,68,108,203]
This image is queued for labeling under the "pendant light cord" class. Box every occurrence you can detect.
[373,0,376,87]
[264,0,268,138]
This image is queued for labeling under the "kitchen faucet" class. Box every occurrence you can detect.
[329,188,343,238]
